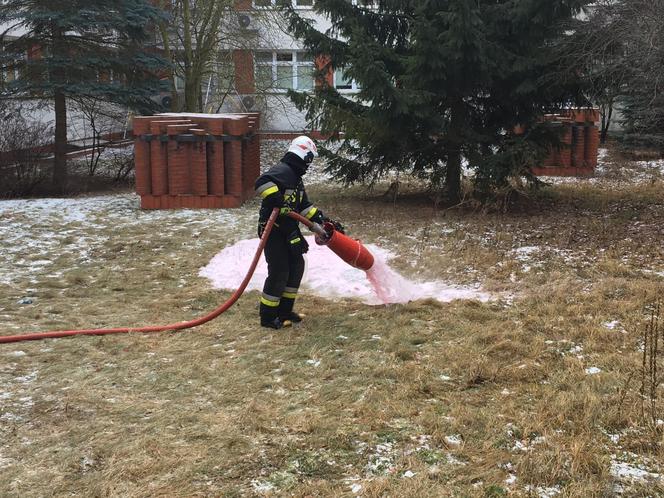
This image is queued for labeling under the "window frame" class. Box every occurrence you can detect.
[351,0,378,8]
[253,0,315,9]
[254,50,315,93]
[0,42,23,88]
[333,67,361,93]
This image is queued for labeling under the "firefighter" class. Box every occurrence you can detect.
[255,136,325,329]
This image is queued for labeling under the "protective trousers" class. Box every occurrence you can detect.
[259,228,305,322]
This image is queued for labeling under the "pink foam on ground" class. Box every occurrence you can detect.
[199,236,490,305]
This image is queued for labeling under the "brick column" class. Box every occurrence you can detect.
[149,119,192,195]
[150,121,169,195]
[224,116,249,200]
[190,129,209,196]
[585,126,600,168]
[242,113,261,199]
[556,122,573,169]
[167,124,196,195]
[132,116,152,195]
[572,125,585,168]
[207,117,225,195]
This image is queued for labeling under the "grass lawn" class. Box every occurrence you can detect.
[1,146,663,497]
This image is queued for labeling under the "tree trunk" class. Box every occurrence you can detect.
[53,89,68,191]
[600,101,613,144]
[445,98,464,205]
[185,73,201,112]
[156,19,180,112]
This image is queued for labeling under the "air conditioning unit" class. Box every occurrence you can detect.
[241,95,264,112]
[237,14,255,30]
[241,95,256,110]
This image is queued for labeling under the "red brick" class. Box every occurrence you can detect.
[149,120,192,195]
[225,116,249,136]
[315,55,334,88]
[132,116,152,136]
[134,138,151,195]
[572,125,586,168]
[224,141,243,197]
[235,0,251,10]
[234,50,254,94]
[190,130,209,196]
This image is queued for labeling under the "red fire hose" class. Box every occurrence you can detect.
[0,209,375,344]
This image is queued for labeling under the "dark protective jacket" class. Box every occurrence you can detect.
[255,152,323,236]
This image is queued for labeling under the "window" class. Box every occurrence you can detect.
[254,51,314,91]
[253,0,314,7]
[0,43,21,88]
[334,67,360,92]
[216,51,235,91]
[352,0,377,7]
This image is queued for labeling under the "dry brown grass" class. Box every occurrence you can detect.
[1,148,664,496]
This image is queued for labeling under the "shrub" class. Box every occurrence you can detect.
[0,110,53,197]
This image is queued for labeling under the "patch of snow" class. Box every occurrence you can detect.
[505,473,517,485]
[0,193,255,285]
[513,246,540,257]
[585,367,602,375]
[5,351,26,357]
[14,370,38,383]
[0,412,22,422]
[512,441,528,452]
[306,359,321,368]
[610,461,662,484]
[445,435,462,447]
[251,479,275,493]
[403,470,416,478]
[525,485,562,498]
[0,455,14,470]
[351,483,362,494]
[80,455,96,472]
[641,269,664,280]
[604,320,620,330]
[446,454,467,466]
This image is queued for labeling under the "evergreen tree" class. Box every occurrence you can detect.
[0,0,168,191]
[283,0,590,204]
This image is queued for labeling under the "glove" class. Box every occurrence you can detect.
[310,209,324,225]
[324,217,346,234]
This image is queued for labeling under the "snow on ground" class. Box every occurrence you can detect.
[199,235,490,305]
[0,193,255,286]
[542,148,664,186]
[610,455,664,493]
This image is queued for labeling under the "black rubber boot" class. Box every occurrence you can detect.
[261,317,286,329]
[279,311,304,324]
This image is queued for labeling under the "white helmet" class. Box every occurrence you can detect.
[288,135,318,164]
